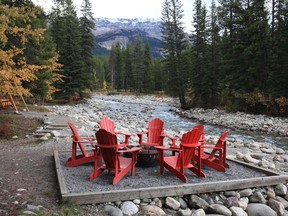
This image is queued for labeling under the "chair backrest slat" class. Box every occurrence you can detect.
[177,125,204,167]
[147,118,164,144]
[96,129,118,169]
[68,121,87,156]
[100,117,116,134]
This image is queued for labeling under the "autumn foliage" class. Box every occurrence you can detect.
[0,4,62,101]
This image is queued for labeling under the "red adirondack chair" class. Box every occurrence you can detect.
[200,130,230,172]
[100,117,131,145]
[155,127,205,182]
[66,121,97,167]
[170,124,205,155]
[90,129,141,184]
[137,118,166,148]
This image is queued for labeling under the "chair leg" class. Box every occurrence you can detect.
[66,155,94,167]
[89,152,104,181]
[113,165,131,185]
[164,163,187,182]
[89,168,104,181]
[190,147,206,177]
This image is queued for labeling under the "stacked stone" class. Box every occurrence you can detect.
[100,183,288,216]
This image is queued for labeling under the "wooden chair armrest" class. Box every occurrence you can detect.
[137,132,147,144]
[155,146,175,151]
[80,137,96,141]
[118,147,142,154]
[202,145,223,150]
[168,135,180,147]
[160,132,167,138]
[118,143,129,149]
[170,146,180,150]
[182,142,201,148]
[96,143,118,148]
[115,131,132,137]
[136,132,148,136]
[73,140,97,145]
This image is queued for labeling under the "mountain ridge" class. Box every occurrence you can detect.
[93,17,163,58]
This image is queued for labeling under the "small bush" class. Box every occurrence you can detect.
[0,121,13,138]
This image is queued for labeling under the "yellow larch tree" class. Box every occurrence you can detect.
[0,4,62,100]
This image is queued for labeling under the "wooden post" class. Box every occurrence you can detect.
[20,95,29,112]
[8,93,18,113]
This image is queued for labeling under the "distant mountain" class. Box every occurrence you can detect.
[93,17,163,58]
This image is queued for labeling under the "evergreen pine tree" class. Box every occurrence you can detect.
[124,44,133,91]
[79,0,96,90]
[50,0,86,98]
[190,0,210,107]
[142,44,153,93]
[268,0,288,114]
[161,0,188,108]
[132,37,144,92]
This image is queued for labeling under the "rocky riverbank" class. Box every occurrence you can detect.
[174,108,288,137]
[39,93,288,216]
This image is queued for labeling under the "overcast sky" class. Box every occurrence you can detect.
[31,0,211,31]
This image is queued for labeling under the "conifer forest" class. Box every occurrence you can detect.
[0,0,287,116]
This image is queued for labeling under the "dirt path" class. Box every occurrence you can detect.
[0,111,108,216]
[0,139,61,215]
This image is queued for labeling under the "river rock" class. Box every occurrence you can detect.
[120,201,138,215]
[178,208,192,216]
[189,195,210,211]
[224,191,237,197]
[224,196,239,208]
[243,154,260,164]
[229,206,248,216]
[104,205,123,216]
[165,197,180,210]
[39,136,49,141]
[208,204,232,216]
[250,153,265,160]
[268,198,285,216]
[246,203,277,216]
[249,191,267,204]
[133,199,141,205]
[26,205,42,211]
[239,188,253,197]
[266,187,276,199]
[191,208,205,216]
[275,184,287,196]
[238,197,249,210]
[274,147,286,154]
[275,196,288,208]
[282,155,288,162]
[260,147,276,154]
[178,197,188,209]
[258,159,274,168]
[141,205,166,216]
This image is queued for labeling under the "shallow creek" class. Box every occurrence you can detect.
[94,97,288,151]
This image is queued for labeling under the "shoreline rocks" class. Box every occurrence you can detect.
[91,184,288,216]
[174,108,288,137]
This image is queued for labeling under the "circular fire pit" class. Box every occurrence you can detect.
[124,148,159,167]
[136,149,158,167]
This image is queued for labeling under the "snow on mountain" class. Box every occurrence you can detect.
[93,17,163,58]
[94,17,162,39]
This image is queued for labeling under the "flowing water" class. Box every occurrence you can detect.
[95,98,288,151]
[154,105,288,151]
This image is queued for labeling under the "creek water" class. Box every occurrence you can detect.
[154,106,288,151]
[95,98,288,151]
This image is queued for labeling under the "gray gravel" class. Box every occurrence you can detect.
[58,151,269,194]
